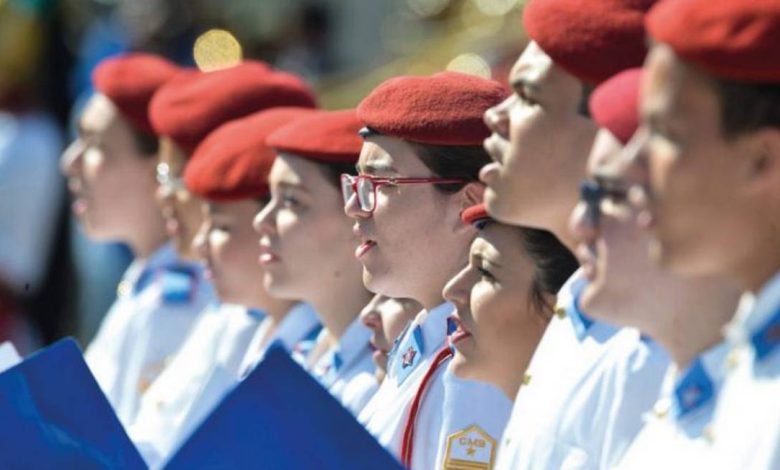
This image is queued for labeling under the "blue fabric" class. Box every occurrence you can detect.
[394,325,424,385]
[570,278,595,340]
[673,358,714,419]
[0,338,145,469]
[159,266,197,304]
[164,345,402,470]
[750,305,780,362]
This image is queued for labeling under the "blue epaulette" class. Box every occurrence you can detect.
[751,305,780,362]
[159,265,199,305]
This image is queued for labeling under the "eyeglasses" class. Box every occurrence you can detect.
[579,179,628,226]
[156,162,187,193]
[341,174,466,214]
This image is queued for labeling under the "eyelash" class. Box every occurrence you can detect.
[477,266,496,282]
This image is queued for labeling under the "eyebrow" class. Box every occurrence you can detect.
[356,161,398,175]
[274,181,312,195]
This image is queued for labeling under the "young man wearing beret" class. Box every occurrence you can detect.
[61,54,216,426]
[480,0,672,467]
[633,0,780,467]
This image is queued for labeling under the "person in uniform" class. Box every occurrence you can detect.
[428,203,577,470]
[255,109,377,415]
[128,103,319,466]
[479,0,675,467]
[566,68,742,468]
[61,54,216,426]
[630,0,780,467]
[359,294,422,384]
[342,71,505,469]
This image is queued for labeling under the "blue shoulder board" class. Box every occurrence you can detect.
[159,266,198,305]
[164,345,403,470]
[0,338,146,469]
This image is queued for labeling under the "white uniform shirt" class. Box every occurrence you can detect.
[0,341,20,373]
[310,316,377,415]
[359,302,453,468]
[127,303,263,468]
[709,271,780,470]
[238,302,322,377]
[433,368,514,470]
[615,341,730,469]
[84,243,214,426]
[495,271,669,470]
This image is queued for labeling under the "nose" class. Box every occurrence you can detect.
[60,139,84,177]
[442,264,472,308]
[192,221,210,261]
[344,186,370,219]
[253,201,276,236]
[483,96,512,138]
[622,128,650,187]
[569,201,599,246]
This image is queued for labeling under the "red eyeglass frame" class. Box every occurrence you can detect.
[341,174,466,214]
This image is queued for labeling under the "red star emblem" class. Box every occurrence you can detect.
[402,347,417,369]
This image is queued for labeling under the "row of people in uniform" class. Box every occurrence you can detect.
[57,0,780,467]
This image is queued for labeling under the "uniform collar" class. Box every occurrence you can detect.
[725,270,780,363]
[386,302,452,382]
[322,315,373,374]
[274,303,321,352]
[671,340,730,420]
[555,271,595,341]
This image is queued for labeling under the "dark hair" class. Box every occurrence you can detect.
[480,222,577,318]
[709,78,780,139]
[410,143,491,193]
[129,127,160,157]
[576,82,594,118]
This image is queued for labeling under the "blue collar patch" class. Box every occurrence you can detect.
[673,358,714,420]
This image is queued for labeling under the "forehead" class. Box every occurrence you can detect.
[357,135,430,175]
[643,44,720,123]
[80,94,118,134]
[510,41,555,84]
[268,152,329,189]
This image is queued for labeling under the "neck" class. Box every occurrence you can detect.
[256,297,298,324]
[640,278,739,369]
[128,218,168,259]
[736,248,780,294]
[311,285,372,342]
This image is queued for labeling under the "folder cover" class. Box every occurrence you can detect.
[0,338,146,469]
[165,345,402,470]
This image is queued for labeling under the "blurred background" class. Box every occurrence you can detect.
[0,0,527,352]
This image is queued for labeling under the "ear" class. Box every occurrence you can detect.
[460,182,485,210]
[746,128,780,194]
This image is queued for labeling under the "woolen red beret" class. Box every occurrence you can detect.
[356,71,508,146]
[184,107,317,202]
[461,203,492,226]
[589,68,642,145]
[149,61,317,153]
[524,0,656,86]
[92,53,181,134]
[266,109,364,164]
[647,0,780,83]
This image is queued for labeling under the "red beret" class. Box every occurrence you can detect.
[589,68,642,145]
[149,61,317,153]
[184,107,317,202]
[647,0,780,83]
[524,0,656,86]
[461,203,492,226]
[356,71,508,146]
[266,109,364,164]
[92,53,181,134]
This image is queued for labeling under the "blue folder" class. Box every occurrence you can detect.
[0,338,146,469]
[165,345,403,470]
